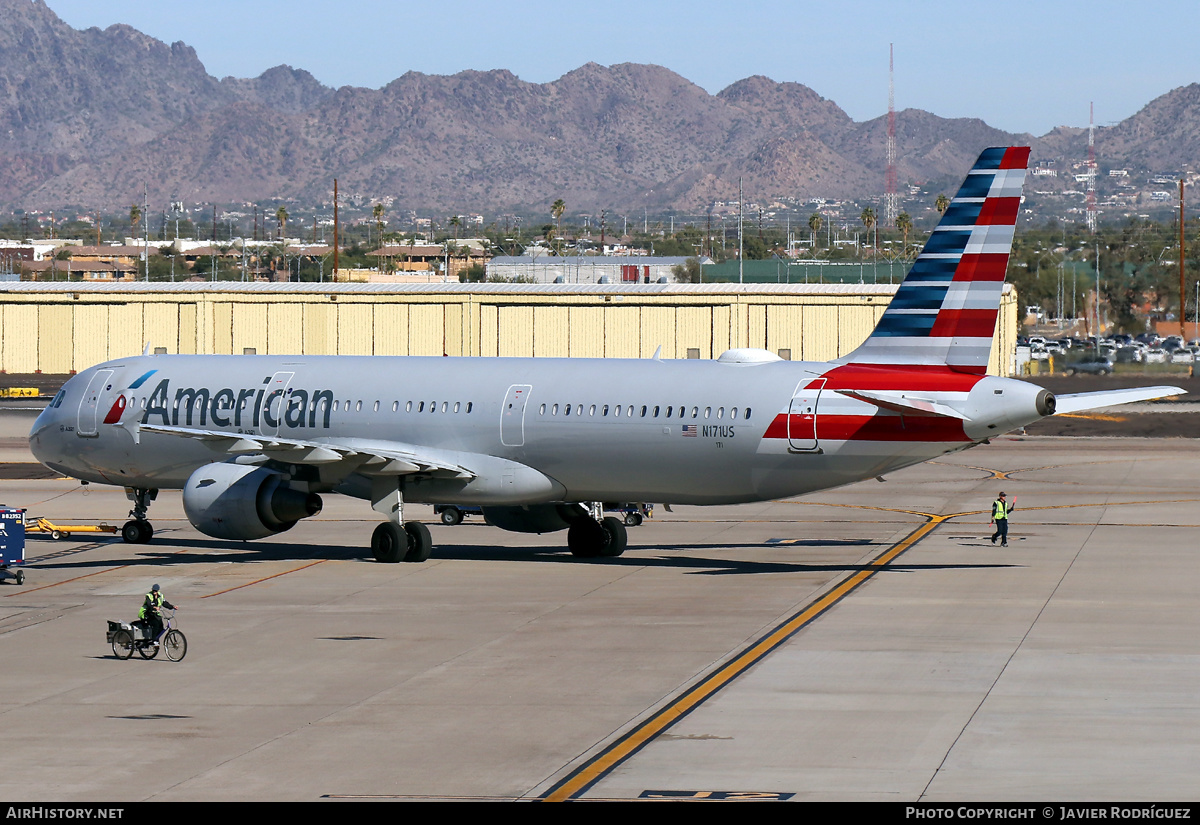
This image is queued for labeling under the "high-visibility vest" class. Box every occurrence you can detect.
[992,500,1012,520]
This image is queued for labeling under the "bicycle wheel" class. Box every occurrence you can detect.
[111,630,134,659]
[138,640,159,659]
[162,629,187,662]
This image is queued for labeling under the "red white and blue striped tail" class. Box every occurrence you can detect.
[841,146,1030,374]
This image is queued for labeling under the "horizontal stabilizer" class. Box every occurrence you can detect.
[836,388,972,420]
[1053,386,1186,415]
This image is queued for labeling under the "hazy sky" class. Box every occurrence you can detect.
[45,0,1200,135]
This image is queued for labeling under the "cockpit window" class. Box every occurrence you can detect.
[48,390,66,408]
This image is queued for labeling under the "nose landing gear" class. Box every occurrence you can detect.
[121,487,158,544]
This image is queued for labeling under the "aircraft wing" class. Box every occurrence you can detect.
[1052,385,1186,415]
[137,424,475,478]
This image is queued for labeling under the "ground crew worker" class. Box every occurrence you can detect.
[990,492,1016,546]
[138,583,176,643]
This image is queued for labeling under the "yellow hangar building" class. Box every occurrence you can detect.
[0,281,1018,376]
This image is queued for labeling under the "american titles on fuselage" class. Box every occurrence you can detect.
[132,378,336,431]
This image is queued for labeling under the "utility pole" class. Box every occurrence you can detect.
[333,179,339,279]
[1181,178,1187,340]
[738,177,744,284]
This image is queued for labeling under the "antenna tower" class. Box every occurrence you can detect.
[884,44,898,227]
[1086,102,1097,233]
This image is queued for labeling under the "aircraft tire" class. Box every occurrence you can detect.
[404,522,433,562]
[440,507,463,526]
[567,519,604,558]
[111,630,135,660]
[371,522,409,563]
[122,520,153,544]
[598,517,628,557]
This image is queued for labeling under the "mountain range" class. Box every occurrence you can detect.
[2,0,1198,216]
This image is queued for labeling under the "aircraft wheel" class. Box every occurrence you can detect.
[567,519,604,558]
[111,630,134,660]
[404,522,433,563]
[122,520,153,544]
[440,507,463,526]
[371,522,408,563]
[598,517,628,557]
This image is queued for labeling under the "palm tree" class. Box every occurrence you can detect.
[935,194,950,215]
[276,206,289,242]
[373,203,385,248]
[551,199,566,255]
[808,212,823,248]
[896,212,913,256]
[860,207,876,254]
[129,204,141,240]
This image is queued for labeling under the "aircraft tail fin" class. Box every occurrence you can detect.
[842,146,1030,374]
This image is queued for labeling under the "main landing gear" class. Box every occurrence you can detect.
[122,487,157,544]
[371,521,433,564]
[567,515,627,559]
[369,479,433,563]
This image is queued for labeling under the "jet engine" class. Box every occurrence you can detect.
[182,462,322,541]
[481,503,588,534]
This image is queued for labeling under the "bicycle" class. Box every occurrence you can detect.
[107,609,187,662]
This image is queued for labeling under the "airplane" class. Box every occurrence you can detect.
[28,147,1183,563]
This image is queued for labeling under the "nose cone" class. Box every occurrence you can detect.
[28,381,74,472]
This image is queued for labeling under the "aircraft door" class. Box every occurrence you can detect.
[500,384,532,447]
[261,371,294,438]
[787,378,825,452]
[76,369,116,438]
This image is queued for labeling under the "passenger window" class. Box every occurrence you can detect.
[454,402,461,413]
[603,405,609,416]
[540,404,546,415]
[406,401,413,412]
[467,402,473,413]
[418,402,424,412]
[441,402,448,413]
[653,406,660,417]
[627,405,634,417]
[552,404,559,415]
[744,408,752,419]
[691,407,699,418]
[589,404,596,416]
[717,407,724,419]
[665,406,672,418]
[392,401,398,412]
[373,401,379,412]
[704,407,711,419]
[731,407,738,419]
[564,405,572,417]
[640,405,647,417]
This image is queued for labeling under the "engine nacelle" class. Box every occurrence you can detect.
[481,503,588,534]
[183,462,322,541]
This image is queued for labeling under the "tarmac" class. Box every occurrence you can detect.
[1,416,1199,801]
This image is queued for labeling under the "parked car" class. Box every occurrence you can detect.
[1144,348,1169,364]
[1063,356,1113,375]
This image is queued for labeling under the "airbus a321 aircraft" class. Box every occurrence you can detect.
[29,147,1183,562]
